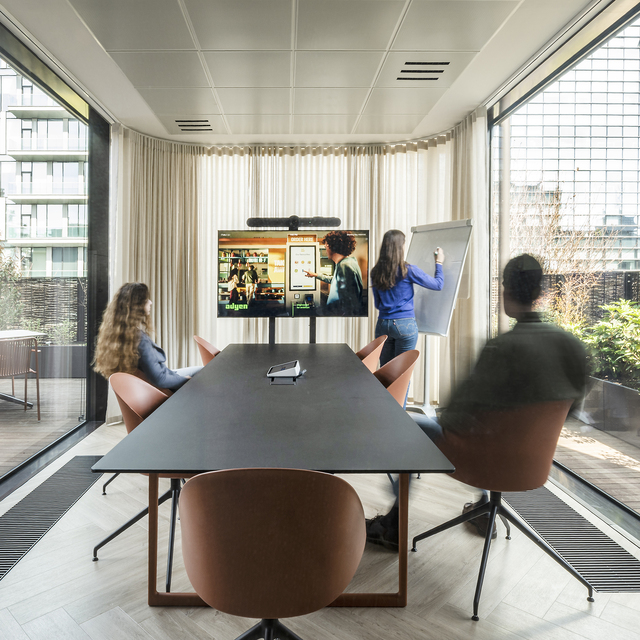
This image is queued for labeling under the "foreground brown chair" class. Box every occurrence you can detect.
[356,335,387,373]
[180,468,366,640]
[193,335,220,365]
[373,349,420,406]
[411,400,595,620]
[95,373,183,592]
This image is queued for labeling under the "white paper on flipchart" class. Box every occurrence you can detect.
[406,219,473,337]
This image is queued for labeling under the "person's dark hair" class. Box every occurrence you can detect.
[503,254,542,305]
[228,267,238,281]
[370,229,407,291]
[322,230,356,256]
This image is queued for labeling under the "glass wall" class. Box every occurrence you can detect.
[0,57,88,481]
[491,17,640,515]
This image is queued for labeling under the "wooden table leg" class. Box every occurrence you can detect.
[148,474,159,606]
[331,472,409,607]
[148,474,205,607]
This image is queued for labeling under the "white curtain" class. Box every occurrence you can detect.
[112,108,489,407]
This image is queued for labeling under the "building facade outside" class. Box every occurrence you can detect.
[506,18,640,271]
[0,59,87,278]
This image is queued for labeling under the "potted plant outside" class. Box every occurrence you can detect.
[578,300,640,433]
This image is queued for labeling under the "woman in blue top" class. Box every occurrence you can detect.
[371,229,444,367]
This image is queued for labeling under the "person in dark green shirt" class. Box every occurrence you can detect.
[366,254,587,549]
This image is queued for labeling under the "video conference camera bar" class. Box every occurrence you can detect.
[246,216,341,231]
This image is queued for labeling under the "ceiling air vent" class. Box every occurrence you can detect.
[398,61,449,81]
[175,119,213,132]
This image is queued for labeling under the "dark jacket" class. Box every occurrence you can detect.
[441,313,587,434]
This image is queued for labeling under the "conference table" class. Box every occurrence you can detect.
[93,343,454,607]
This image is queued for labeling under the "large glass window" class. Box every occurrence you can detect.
[491,17,640,516]
[0,57,90,484]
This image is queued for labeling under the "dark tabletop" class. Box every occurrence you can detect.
[93,344,454,475]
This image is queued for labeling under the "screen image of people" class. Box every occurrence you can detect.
[217,230,369,318]
[302,230,366,316]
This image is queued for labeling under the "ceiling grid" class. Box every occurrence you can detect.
[0,0,607,143]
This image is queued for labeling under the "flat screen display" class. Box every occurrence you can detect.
[218,230,369,318]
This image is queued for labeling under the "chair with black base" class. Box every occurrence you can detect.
[94,373,184,593]
[101,370,172,495]
[180,468,366,640]
[373,349,420,484]
[411,400,595,620]
[193,335,221,365]
[355,335,387,373]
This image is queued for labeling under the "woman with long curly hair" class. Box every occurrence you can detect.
[94,282,201,390]
[303,230,364,315]
[370,229,445,368]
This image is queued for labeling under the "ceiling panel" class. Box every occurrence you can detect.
[293,115,358,135]
[297,0,405,50]
[216,88,291,115]
[393,1,518,51]
[184,0,292,50]
[138,88,220,115]
[364,87,447,115]
[203,51,292,87]
[294,88,369,114]
[376,51,477,88]
[6,0,599,143]
[68,0,195,51]
[295,51,385,88]
[226,115,291,135]
[355,114,424,134]
[109,52,209,88]
[157,114,228,135]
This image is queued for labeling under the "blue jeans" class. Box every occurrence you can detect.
[376,318,419,408]
[375,318,419,368]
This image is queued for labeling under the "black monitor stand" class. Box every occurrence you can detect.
[268,316,316,346]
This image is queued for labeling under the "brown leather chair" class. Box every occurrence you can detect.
[101,369,171,496]
[373,349,420,406]
[374,349,420,484]
[95,373,183,593]
[193,335,221,365]
[180,468,366,640]
[355,335,387,373]
[411,400,595,620]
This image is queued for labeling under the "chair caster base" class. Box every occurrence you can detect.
[588,597,595,602]
[472,615,479,621]
[92,557,98,562]
[411,547,417,552]
[505,535,511,540]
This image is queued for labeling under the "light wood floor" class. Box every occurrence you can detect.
[2,422,640,640]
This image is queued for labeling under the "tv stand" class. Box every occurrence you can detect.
[268,316,316,346]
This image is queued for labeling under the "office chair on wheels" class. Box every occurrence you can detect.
[411,400,595,620]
